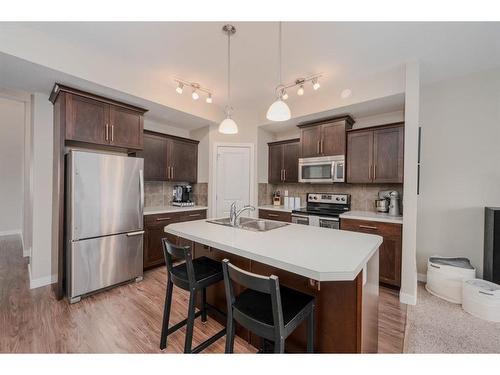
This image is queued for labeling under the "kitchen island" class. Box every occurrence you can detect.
[165,219,382,353]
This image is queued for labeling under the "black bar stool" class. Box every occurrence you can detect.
[160,239,226,353]
[222,259,315,354]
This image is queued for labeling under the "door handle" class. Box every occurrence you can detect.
[188,213,201,217]
[105,123,109,142]
[268,213,279,218]
[171,166,174,180]
[111,124,114,142]
[320,139,323,154]
[155,217,172,221]
[373,164,377,180]
[283,169,286,181]
[126,230,145,237]
[317,140,320,154]
[369,164,372,180]
[139,169,144,214]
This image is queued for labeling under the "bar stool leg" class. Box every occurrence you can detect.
[160,279,174,350]
[274,337,285,353]
[201,288,207,323]
[225,315,235,353]
[306,306,315,353]
[184,290,197,353]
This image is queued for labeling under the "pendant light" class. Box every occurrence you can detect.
[266,22,291,122]
[218,24,238,134]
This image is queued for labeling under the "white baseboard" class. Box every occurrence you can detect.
[417,272,427,283]
[28,264,57,289]
[399,291,417,305]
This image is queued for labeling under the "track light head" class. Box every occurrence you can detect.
[297,85,304,96]
[176,82,184,94]
[312,78,320,90]
[206,93,213,104]
[192,89,199,100]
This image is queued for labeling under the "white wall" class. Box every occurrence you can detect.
[0,96,25,235]
[29,92,55,288]
[417,67,500,278]
[144,118,190,138]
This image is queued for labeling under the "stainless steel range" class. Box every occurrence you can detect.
[291,193,350,229]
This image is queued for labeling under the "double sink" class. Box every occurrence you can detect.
[206,217,289,232]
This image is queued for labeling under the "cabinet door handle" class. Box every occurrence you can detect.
[369,164,372,180]
[373,164,376,180]
[111,124,114,142]
[171,166,174,180]
[105,123,109,141]
[359,225,378,230]
[268,213,279,218]
[155,217,172,221]
[320,139,323,154]
[284,169,286,181]
[188,213,201,217]
[317,140,320,154]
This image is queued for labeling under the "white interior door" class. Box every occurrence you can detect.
[215,145,251,217]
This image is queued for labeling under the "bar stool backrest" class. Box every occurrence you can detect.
[222,259,285,330]
[162,238,196,287]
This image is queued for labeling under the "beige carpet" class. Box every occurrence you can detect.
[404,284,500,353]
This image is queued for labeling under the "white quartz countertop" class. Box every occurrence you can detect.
[165,219,382,282]
[144,206,208,216]
[258,205,297,213]
[339,210,403,224]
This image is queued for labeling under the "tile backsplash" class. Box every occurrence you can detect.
[259,182,403,213]
[145,181,208,207]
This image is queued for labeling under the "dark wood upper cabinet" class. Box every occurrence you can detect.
[109,105,144,150]
[142,133,168,180]
[268,138,300,183]
[141,130,199,183]
[65,93,109,145]
[346,123,404,184]
[168,137,198,183]
[346,130,373,183]
[298,115,354,158]
[50,84,147,151]
[372,126,404,183]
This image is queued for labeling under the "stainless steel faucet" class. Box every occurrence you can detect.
[229,201,255,226]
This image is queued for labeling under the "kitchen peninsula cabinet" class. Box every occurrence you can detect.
[268,138,300,183]
[346,123,404,183]
[298,115,354,158]
[341,217,402,287]
[140,130,199,183]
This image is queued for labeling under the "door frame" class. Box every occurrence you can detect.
[210,142,256,218]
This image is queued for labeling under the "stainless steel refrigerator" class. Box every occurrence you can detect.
[66,150,144,303]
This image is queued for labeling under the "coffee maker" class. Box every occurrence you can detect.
[173,185,194,207]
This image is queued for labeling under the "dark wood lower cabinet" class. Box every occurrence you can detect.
[340,218,402,288]
[258,209,292,222]
[143,209,207,269]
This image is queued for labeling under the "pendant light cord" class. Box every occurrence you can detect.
[278,21,282,85]
[227,29,231,107]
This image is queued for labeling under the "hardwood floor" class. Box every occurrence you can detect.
[0,234,406,353]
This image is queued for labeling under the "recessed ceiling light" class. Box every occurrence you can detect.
[341,89,352,99]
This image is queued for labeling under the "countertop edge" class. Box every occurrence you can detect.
[144,206,208,215]
[164,223,382,282]
[339,211,403,225]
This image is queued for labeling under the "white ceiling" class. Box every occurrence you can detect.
[1,22,499,129]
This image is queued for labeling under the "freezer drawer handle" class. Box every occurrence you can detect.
[126,231,145,237]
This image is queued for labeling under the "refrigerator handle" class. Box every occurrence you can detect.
[139,169,144,215]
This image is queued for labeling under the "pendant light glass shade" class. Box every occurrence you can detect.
[266,98,291,121]
[218,116,239,134]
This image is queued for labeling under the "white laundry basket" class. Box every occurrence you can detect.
[462,279,500,322]
[425,256,476,303]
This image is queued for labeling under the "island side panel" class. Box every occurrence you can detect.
[250,261,363,353]
[361,248,379,353]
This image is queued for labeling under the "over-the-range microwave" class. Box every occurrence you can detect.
[298,155,345,183]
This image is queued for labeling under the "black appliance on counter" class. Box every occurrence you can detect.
[291,193,350,229]
[173,185,194,207]
[484,207,500,283]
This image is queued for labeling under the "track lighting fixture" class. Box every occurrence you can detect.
[173,79,212,104]
[312,78,320,90]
